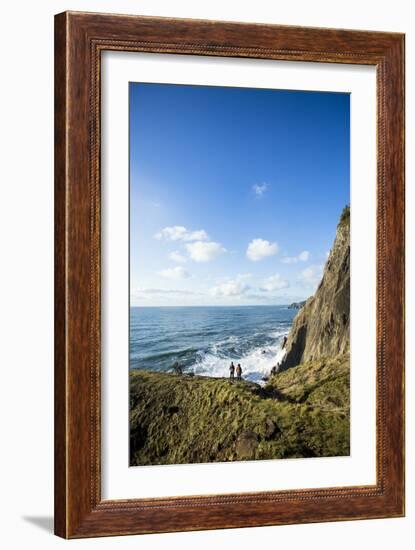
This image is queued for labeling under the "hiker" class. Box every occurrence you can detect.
[236,363,242,380]
[229,362,235,381]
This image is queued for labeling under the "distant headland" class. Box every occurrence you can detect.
[288,301,306,310]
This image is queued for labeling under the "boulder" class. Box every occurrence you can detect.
[235,429,259,460]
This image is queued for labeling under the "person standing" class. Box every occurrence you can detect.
[229,362,235,381]
[236,363,242,381]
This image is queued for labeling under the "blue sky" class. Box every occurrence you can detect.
[130,83,349,306]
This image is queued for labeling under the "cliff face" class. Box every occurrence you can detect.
[280,206,350,370]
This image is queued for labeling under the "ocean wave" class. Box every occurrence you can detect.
[267,328,289,339]
[191,332,289,384]
[131,347,197,365]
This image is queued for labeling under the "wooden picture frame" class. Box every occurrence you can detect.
[54,11,405,538]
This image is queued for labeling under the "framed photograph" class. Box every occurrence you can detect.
[54,11,405,538]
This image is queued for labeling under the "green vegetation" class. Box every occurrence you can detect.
[129,353,349,466]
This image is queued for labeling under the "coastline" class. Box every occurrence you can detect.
[129,207,350,466]
[130,304,295,383]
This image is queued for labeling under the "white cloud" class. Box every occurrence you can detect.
[154,225,208,242]
[168,250,187,263]
[210,276,250,297]
[236,273,252,280]
[298,265,324,289]
[253,183,268,197]
[261,273,289,292]
[133,287,198,296]
[158,266,191,280]
[282,250,310,264]
[186,241,226,263]
[244,293,292,303]
[246,238,279,261]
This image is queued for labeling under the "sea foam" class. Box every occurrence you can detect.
[191,330,288,384]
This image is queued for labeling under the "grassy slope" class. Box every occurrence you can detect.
[130,353,349,466]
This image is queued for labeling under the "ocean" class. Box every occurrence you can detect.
[130,305,296,384]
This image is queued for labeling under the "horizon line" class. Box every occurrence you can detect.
[129,303,303,308]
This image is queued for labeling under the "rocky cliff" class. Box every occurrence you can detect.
[280,206,350,370]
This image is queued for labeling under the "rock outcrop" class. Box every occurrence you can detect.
[280,206,350,370]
